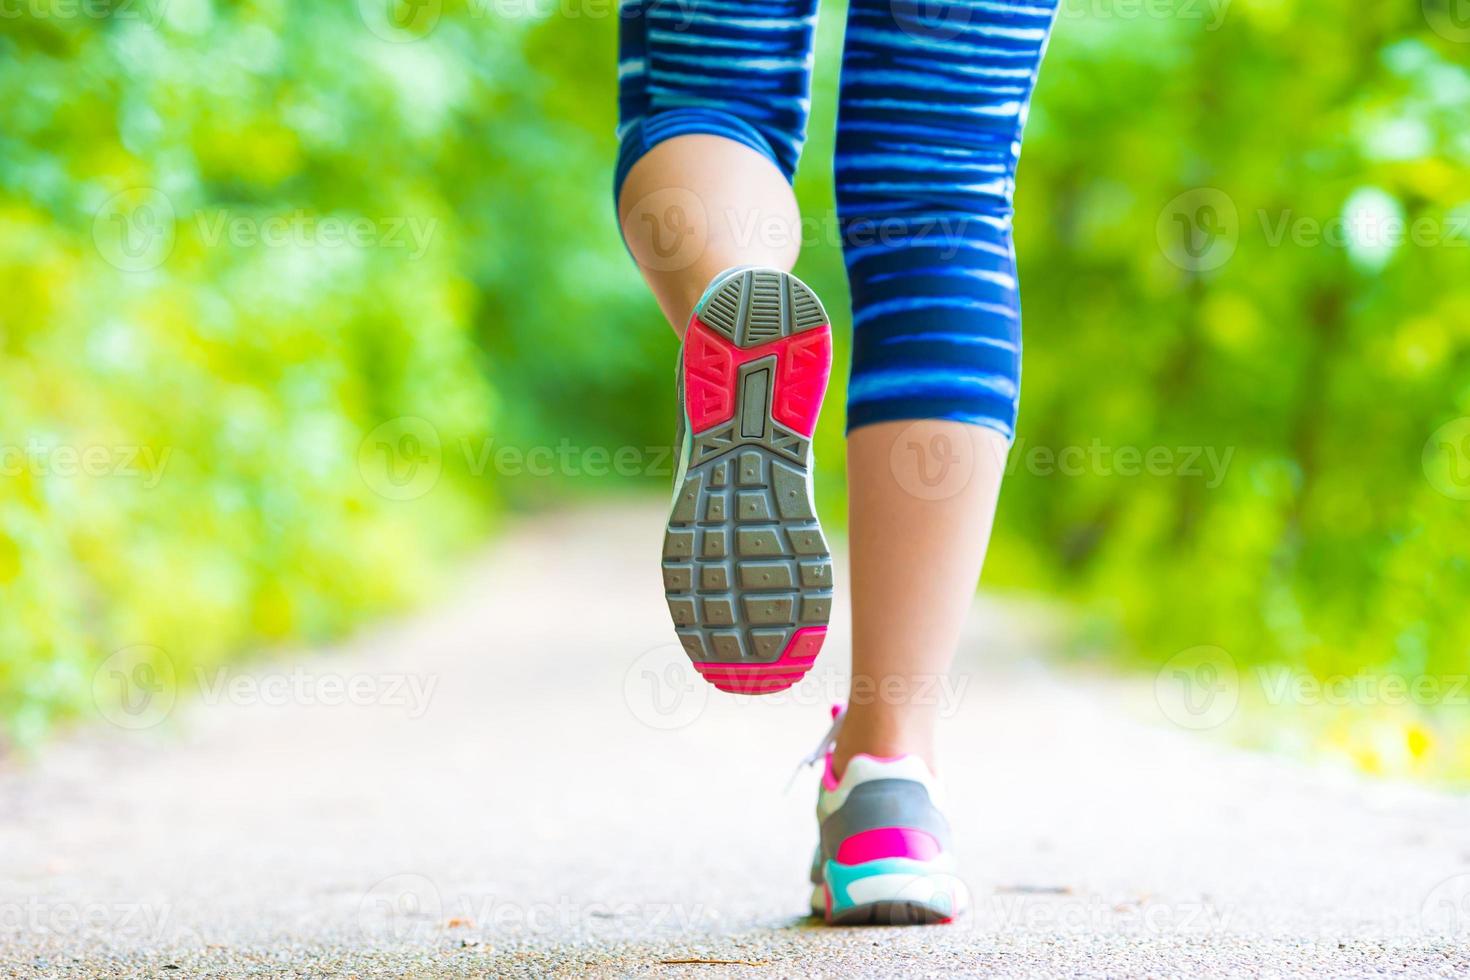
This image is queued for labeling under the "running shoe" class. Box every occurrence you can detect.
[806,712,965,925]
[662,267,833,695]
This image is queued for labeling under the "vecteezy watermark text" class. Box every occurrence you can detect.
[1059,0,1230,29]
[196,666,438,718]
[1257,209,1470,251]
[1007,438,1234,488]
[93,645,440,729]
[623,642,973,731]
[1158,186,1470,273]
[357,418,678,501]
[193,209,438,261]
[0,899,174,939]
[92,188,439,272]
[460,437,673,479]
[1255,668,1470,708]
[0,0,166,23]
[0,440,171,488]
[357,873,716,942]
[1155,644,1470,732]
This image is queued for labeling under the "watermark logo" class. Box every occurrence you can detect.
[358,416,443,501]
[92,644,177,730]
[359,873,444,942]
[92,190,441,268]
[92,655,441,730]
[1424,0,1470,42]
[623,643,708,730]
[619,187,708,274]
[891,0,973,41]
[890,871,971,926]
[1422,417,1470,501]
[93,187,176,273]
[1422,873,1470,938]
[357,0,442,41]
[1157,188,1238,273]
[1154,645,1238,730]
[889,421,984,501]
[1157,188,1461,272]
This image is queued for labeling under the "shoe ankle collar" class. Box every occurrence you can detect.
[824,752,936,794]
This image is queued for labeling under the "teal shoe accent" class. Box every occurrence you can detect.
[824,856,960,916]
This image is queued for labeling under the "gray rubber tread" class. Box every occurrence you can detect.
[695,269,830,347]
[699,280,741,340]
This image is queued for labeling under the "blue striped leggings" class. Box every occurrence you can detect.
[616,0,1058,440]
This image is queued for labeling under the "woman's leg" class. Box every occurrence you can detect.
[842,421,1008,769]
[832,0,1059,775]
[620,137,801,335]
[615,0,821,333]
[620,0,839,693]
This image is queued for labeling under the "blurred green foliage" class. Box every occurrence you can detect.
[2,0,1468,777]
[1002,0,1470,780]
[0,0,511,740]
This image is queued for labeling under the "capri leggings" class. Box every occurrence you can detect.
[615,0,1058,441]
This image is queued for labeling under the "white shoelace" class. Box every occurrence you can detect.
[786,706,845,792]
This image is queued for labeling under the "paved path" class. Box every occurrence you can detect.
[3,504,1469,978]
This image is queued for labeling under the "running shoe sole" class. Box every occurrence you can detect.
[662,268,833,695]
[827,899,954,927]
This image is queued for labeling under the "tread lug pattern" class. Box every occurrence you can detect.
[664,447,833,665]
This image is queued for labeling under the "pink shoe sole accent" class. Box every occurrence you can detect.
[692,626,827,695]
[682,317,832,438]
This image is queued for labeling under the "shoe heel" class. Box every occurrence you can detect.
[823,857,964,925]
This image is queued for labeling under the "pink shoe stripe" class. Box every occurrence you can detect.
[835,827,942,865]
